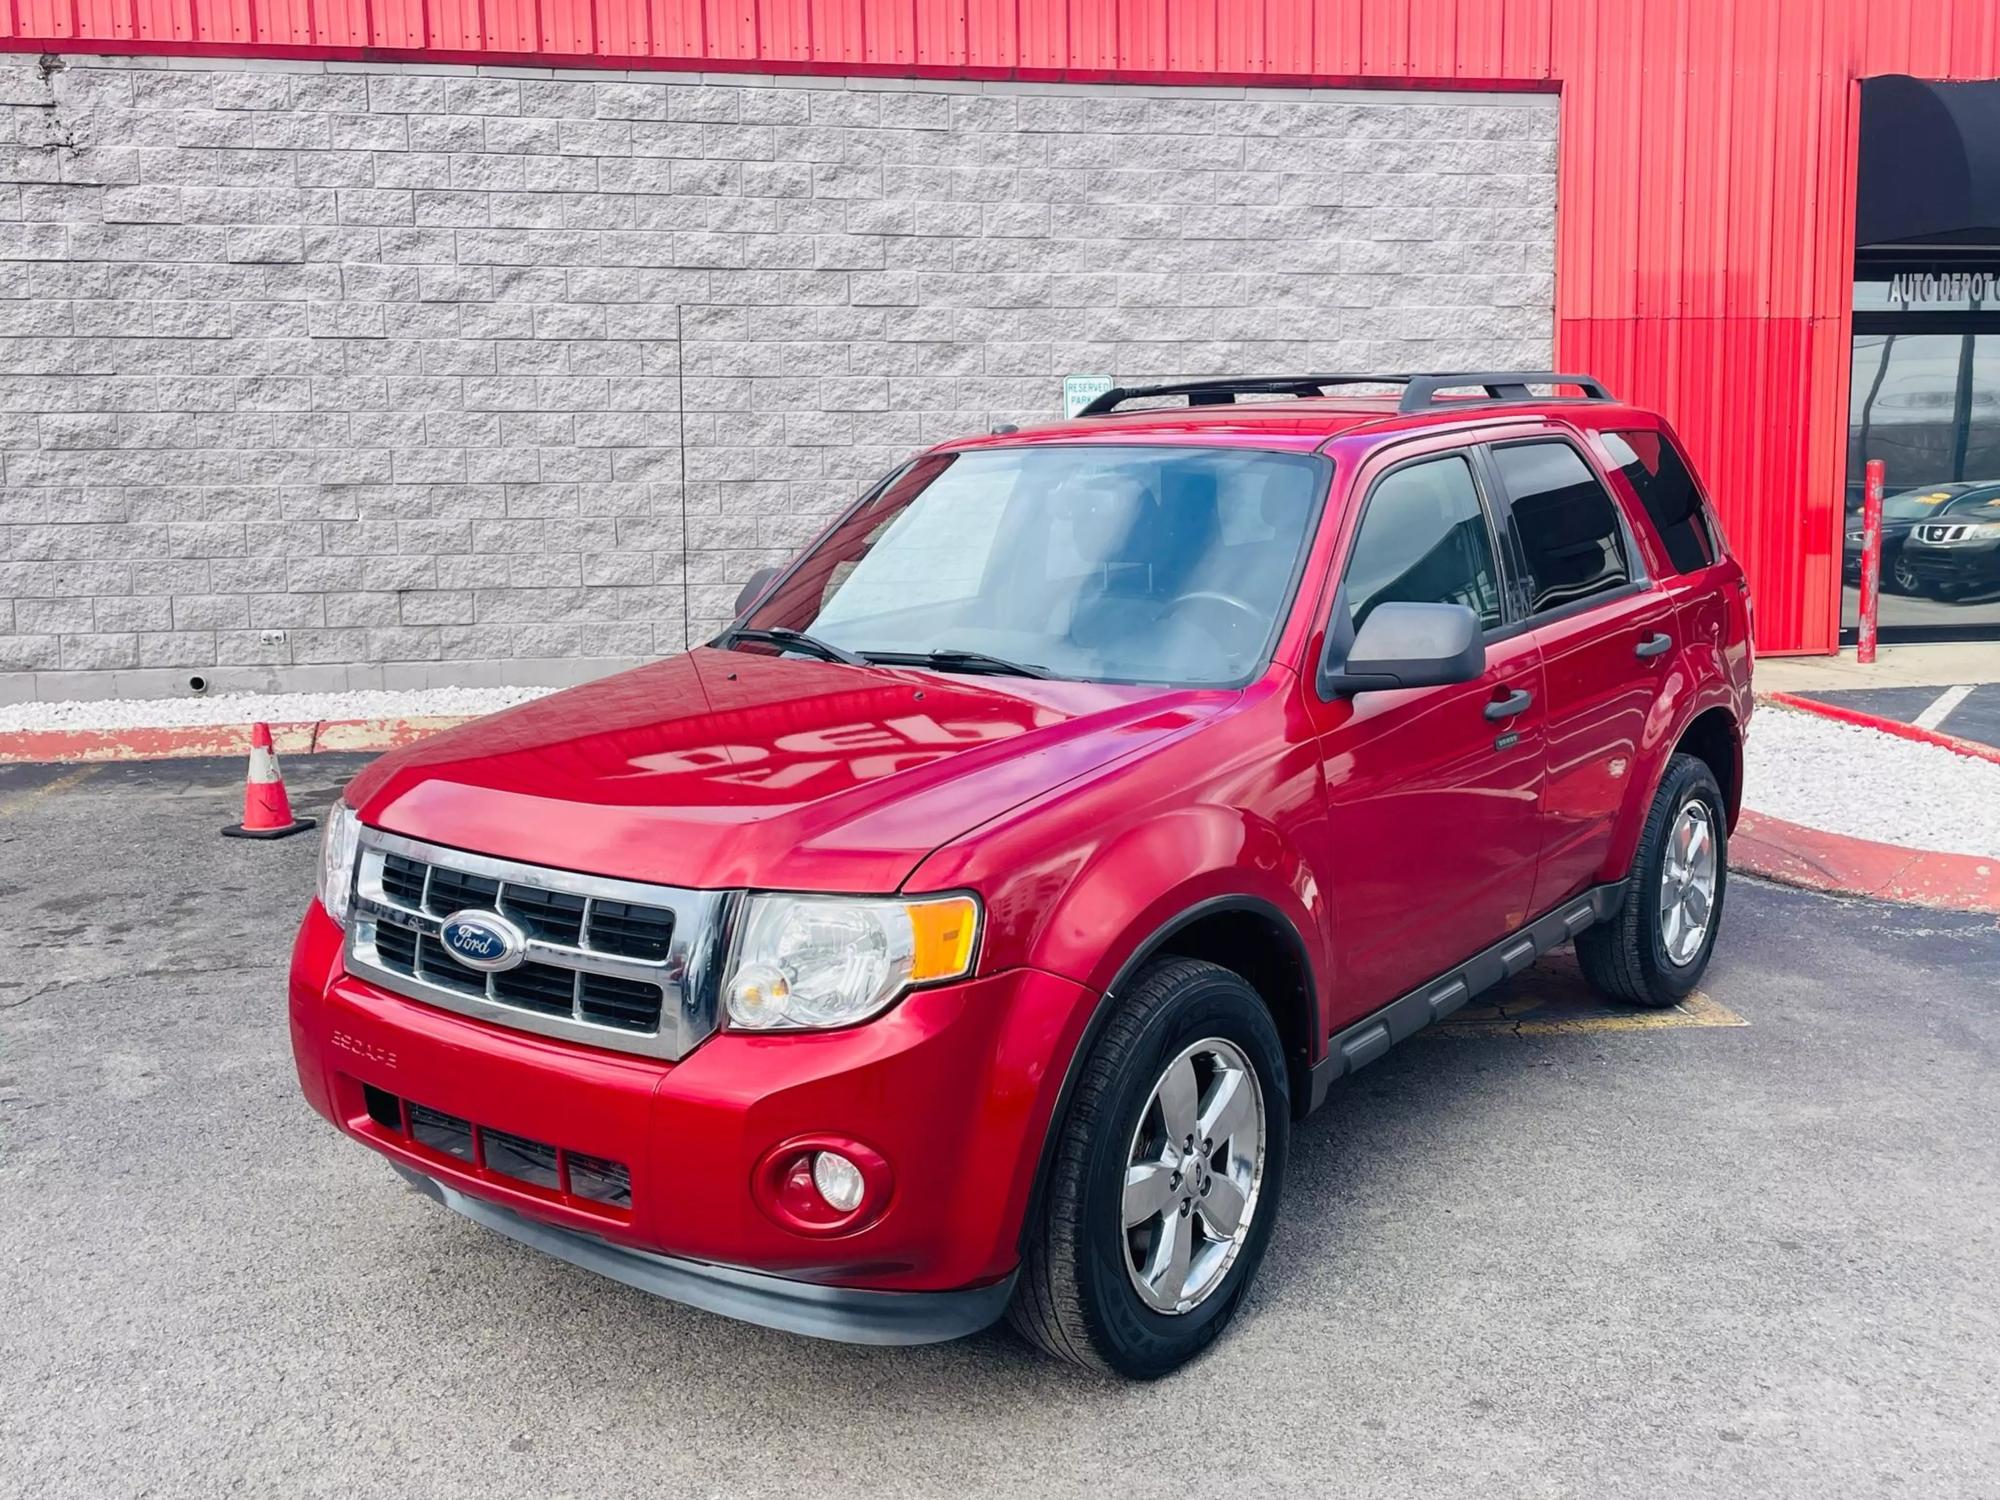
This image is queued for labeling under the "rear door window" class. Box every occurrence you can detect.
[1601,429,1717,573]
[1489,440,1633,614]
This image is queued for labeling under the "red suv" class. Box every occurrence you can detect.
[291,372,1753,1377]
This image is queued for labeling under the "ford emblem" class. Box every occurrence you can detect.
[438,910,527,973]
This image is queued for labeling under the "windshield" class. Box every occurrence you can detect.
[1883,486,1975,520]
[734,445,1329,686]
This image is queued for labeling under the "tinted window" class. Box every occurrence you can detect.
[1602,429,1715,573]
[1344,455,1503,632]
[1491,441,1632,613]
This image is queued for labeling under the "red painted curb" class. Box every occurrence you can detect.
[1733,810,2000,916]
[1763,690,2000,767]
[0,715,477,765]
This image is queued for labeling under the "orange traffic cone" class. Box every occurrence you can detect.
[221,722,316,839]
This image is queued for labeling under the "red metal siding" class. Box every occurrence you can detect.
[6,2,2000,652]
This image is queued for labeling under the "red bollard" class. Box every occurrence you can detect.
[1857,458,1884,664]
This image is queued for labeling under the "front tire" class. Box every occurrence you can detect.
[1577,753,1727,1007]
[1009,958,1289,1378]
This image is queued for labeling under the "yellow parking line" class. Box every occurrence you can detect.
[0,765,100,819]
[1436,989,1747,1037]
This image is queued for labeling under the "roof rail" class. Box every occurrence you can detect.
[1394,372,1612,413]
[1074,374,1414,417]
[1072,371,1614,419]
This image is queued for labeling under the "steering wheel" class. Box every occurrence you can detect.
[1166,590,1265,654]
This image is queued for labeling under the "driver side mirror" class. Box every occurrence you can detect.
[733,565,780,618]
[1318,600,1485,697]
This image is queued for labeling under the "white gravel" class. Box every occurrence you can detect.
[0,685,553,735]
[1744,704,2000,860]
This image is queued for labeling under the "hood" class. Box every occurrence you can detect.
[344,648,1231,892]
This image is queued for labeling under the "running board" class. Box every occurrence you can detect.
[1306,883,1624,1113]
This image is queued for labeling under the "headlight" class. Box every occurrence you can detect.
[317,801,362,927]
[724,893,980,1031]
[1965,521,2000,539]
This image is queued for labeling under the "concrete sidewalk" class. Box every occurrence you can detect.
[1758,641,1998,693]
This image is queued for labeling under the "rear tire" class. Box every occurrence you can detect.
[1577,753,1727,1008]
[1009,958,1289,1379]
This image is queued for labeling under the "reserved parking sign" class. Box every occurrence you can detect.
[1062,375,1113,419]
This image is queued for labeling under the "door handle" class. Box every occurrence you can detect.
[1484,688,1533,720]
[1635,632,1672,659]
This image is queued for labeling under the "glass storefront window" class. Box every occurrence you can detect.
[1846,306,2000,632]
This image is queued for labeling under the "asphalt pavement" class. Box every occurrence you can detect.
[1796,682,2000,752]
[4,755,1999,1499]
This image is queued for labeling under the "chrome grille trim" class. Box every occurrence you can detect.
[343,825,735,1061]
[1916,523,1972,543]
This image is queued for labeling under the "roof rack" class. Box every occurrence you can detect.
[1393,372,1612,412]
[1073,371,1614,419]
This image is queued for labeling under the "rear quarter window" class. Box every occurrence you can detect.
[1601,430,1718,574]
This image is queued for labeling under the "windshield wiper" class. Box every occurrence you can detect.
[715,627,868,666]
[861,648,1054,680]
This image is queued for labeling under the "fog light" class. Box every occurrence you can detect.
[811,1150,865,1213]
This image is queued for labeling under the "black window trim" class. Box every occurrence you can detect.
[1475,433,1653,632]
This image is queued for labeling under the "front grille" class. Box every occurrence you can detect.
[382,849,675,968]
[580,972,661,1029]
[1917,523,1972,543]
[584,898,675,960]
[361,1083,631,1210]
[343,827,730,1062]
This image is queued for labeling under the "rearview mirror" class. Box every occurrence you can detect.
[733,565,780,618]
[1318,601,1485,697]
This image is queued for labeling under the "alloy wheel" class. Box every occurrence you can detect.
[1121,1036,1267,1315]
[1659,798,1718,967]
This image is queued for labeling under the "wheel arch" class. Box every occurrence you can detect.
[1015,892,1322,1257]
[1671,703,1743,827]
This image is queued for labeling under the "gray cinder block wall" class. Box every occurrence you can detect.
[0,56,1556,703]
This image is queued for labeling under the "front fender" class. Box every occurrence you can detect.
[1022,803,1326,1007]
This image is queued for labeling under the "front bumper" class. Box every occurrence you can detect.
[1902,540,2000,586]
[289,898,1095,1318]
[391,1164,1017,1344]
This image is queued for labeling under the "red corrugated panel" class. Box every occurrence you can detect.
[363,0,426,49]
[1263,0,1312,77]
[913,0,962,68]
[647,0,704,57]
[252,0,313,45]
[17,0,74,38]
[1016,0,1066,71]
[704,0,756,59]
[1115,0,1164,73]
[135,0,194,40]
[756,0,811,60]
[75,0,131,41]
[963,0,1011,67]
[592,0,648,57]
[1309,0,1360,75]
[1406,0,1455,77]
[208,0,257,41]
[860,0,913,65]
[1358,0,1411,77]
